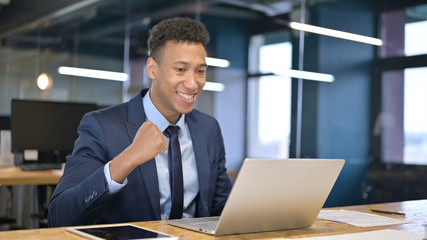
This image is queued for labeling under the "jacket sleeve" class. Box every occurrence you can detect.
[48,113,117,227]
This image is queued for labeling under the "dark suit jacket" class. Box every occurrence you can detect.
[48,89,232,227]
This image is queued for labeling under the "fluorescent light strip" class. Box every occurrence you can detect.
[58,66,225,91]
[58,66,128,81]
[274,69,334,82]
[289,22,383,46]
[205,57,230,68]
[203,82,225,92]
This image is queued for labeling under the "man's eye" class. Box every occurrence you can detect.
[197,69,206,74]
[175,68,185,72]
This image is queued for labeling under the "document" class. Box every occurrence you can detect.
[317,209,410,227]
[277,229,422,240]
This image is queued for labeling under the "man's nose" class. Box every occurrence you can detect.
[183,72,198,90]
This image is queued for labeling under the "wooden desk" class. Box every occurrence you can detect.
[1,199,425,239]
[0,167,62,228]
[0,167,62,186]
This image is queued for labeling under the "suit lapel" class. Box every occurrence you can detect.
[125,90,161,219]
[186,113,210,216]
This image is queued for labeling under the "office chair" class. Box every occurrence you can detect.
[0,186,16,230]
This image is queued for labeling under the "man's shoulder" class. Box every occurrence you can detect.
[90,101,129,118]
[187,109,220,128]
[88,90,144,120]
[188,109,216,120]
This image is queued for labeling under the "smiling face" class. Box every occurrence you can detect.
[146,40,207,124]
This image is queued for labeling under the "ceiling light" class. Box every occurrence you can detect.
[37,73,53,90]
[205,57,230,68]
[0,0,10,5]
[203,82,225,92]
[289,21,383,46]
[58,66,128,81]
[273,69,335,82]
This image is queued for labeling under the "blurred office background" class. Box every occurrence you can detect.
[1,0,427,229]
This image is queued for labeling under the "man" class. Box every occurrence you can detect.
[48,17,232,227]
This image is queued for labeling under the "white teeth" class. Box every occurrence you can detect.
[178,92,194,100]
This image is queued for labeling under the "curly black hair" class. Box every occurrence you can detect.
[147,17,210,61]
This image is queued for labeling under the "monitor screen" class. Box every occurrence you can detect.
[11,99,97,160]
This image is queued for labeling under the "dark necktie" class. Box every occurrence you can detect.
[165,125,184,219]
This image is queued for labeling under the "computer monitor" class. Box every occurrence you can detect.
[0,116,11,130]
[11,99,97,163]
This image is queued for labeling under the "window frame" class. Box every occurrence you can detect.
[373,0,427,169]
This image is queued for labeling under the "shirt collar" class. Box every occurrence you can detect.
[142,89,186,133]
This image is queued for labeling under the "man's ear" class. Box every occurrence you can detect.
[146,57,157,79]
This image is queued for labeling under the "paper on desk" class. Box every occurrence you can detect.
[277,229,422,240]
[317,209,410,227]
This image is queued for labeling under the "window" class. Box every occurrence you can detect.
[377,2,427,165]
[403,67,427,164]
[380,4,427,58]
[405,20,427,56]
[247,33,292,158]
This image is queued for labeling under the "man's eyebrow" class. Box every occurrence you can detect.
[172,61,208,67]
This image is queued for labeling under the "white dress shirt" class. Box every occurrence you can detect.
[104,90,199,220]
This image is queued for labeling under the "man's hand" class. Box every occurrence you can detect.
[110,121,167,183]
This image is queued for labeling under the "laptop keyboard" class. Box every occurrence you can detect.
[19,163,62,171]
[189,221,218,231]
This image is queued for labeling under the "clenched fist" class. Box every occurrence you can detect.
[109,121,168,183]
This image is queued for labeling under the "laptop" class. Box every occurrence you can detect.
[168,158,345,235]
